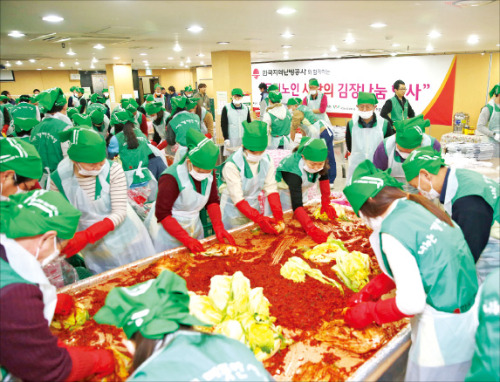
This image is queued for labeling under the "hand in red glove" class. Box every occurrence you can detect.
[267,192,284,223]
[345,298,410,329]
[55,293,75,316]
[150,140,158,147]
[64,347,115,381]
[347,273,396,307]
[319,179,337,220]
[63,218,115,257]
[294,206,329,243]
[205,133,212,139]
[157,140,168,150]
[161,215,205,253]
[207,203,236,245]
[236,200,278,235]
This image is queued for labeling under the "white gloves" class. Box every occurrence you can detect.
[224,139,231,148]
[494,133,500,142]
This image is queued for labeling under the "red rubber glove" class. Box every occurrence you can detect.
[345,298,410,329]
[63,218,115,257]
[150,140,158,147]
[64,346,115,381]
[347,273,396,307]
[207,203,236,245]
[267,192,284,223]
[157,140,168,150]
[294,206,329,244]
[55,293,75,317]
[205,133,212,139]
[319,179,337,220]
[161,215,205,253]
[236,200,278,235]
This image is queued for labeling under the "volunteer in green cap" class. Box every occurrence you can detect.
[191,99,215,139]
[72,113,92,128]
[477,83,500,157]
[89,92,110,118]
[145,101,170,149]
[166,96,202,163]
[221,88,252,156]
[31,88,73,187]
[262,91,293,150]
[275,137,337,243]
[343,160,478,382]
[115,98,149,136]
[9,103,40,142]
[346,91,393,181]
[373,114,441,193]
[102,88,111,107]
[140,93,155,113]
[153,83,165,107]
[465,269,500,382]
[380,79,416,124]
[86,103,110,139]
[49,127,155,274]
[67,87,87,114]
[0,190,115,381]
[68,86,79,110]
[220,120,284,232]
[0,137,42,199]
[302,78,330,123]
[66,106,79,122]
[184,85,195,98]
[94,270,272,381]
[402,146,500,283]
[145,129,235,253]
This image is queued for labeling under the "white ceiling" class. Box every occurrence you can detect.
[0,0,499,71]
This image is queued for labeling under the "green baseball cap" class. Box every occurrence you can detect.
[0,190,81,240]
[145,101,164,116]
[344,160,403,215]
[34,88,66,111]
[10,104,39,132]
[395,114,431,149]
[402,146,445,182]
[231,88,244,97]
[59,127,106,164]
[186,129,220,170]
[242,121,268,152]
[357,92,378,105]
[309,78,319,87]
[298,137,328,162]
[268,91,283,103]
[0,137,43,180]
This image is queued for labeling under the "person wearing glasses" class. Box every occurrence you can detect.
[380,80,416,125]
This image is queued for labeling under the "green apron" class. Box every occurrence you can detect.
[170,111,201,163]
[390,96,409,122]
[268,107,292,150]
[297,104,323,139]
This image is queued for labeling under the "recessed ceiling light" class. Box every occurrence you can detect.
[168,57,174,60]
[344,36,356,44]
[8,31,25,38]
[276,7,296,15]
[93,44,105,50]
[392,43,401,47]
[5,62,11,67]
[42,15,64,22]
[330,45,338,52]
[497,43,500,47]
[37,68,42,70]
[428,30,442,38]
[92,57,98,63]
[200,61,205,65]
[113,57,120,60]
[59,61,65,67]
[370,22,387,28]
[56,38,71,42]
[282,45,292,49]
[140,53,147,56]
[186,57,191,63]
[217,41,230,45]
[90,64,95,69]
[467,35,479,44]
[162,67,166,69]
[142,60,148,63]
[75,61,80,66]
[29,59,36,63]
[426,44,434,51]
[187,25,203,33]
[16,61,22,65]
[281,32,294,39]
[47,66,53,69]
[66,49,76,56]
[391,52,398,56]
[196,53,205,57]
[173,43,182,52]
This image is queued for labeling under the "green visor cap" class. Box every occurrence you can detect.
[10,104,39,131]
[287,97,302,106]
[231,88,244,97]
[395,114,430,149]
[187,129,220,170]
[489,84,500,98]
[0,137,43,180]
[111,110,135,126]
[357,92,378,105]
[34,87,66,111]
[94,270,210,340]
[344,160,403,216]
[72,113,93,127]
[0,190,81,240]
[402,146,445,182]
[67,107,79,120]
[309,78,319,87]
[145,101,164,116]
[59,127,106,164]
[298,137,328,162]
[242,120,268,152]
[268,91,283,103]
[268,84,279,93]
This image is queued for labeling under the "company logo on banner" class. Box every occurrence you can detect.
[252,55,456,125]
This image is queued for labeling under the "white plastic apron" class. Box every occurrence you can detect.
[279,158,317,212]
[173,145,188,164]
[124,162,158,203]
[306,92,330,124]
[347,112,385,182]
[487,104,500,157]
[200,107,208,135]
[225,104,249,156]
[269,134,293,150]
[148,144,168,166]
[220,149,270,229]
[152,113,169,141]
[301,120,324,140]
[57,158,155,274]
[144,162,212,253]
[1,234,57,323]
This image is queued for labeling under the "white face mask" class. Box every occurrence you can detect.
[309,90,318,95]
[232,97,242,105]
[77,163,103,177]
[359,211,384,231]
[189,169,211,182]
[396,149,410,159]
[303,163,323,174]
[245,152,263,163]
[418,173,440,200]
[359,110,374,119]
[186,93,193,98]
[36,236,61,267]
